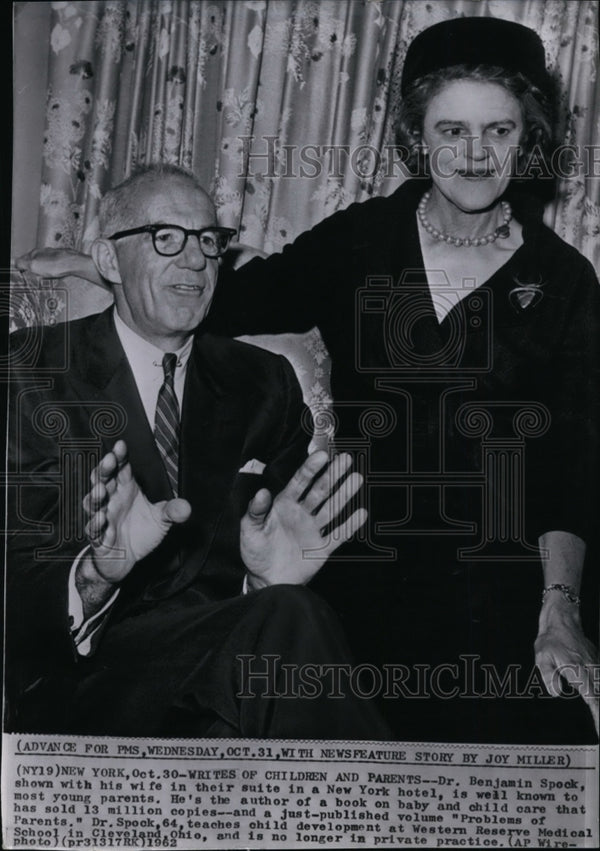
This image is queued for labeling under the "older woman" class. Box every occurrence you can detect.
[17,17,599,742]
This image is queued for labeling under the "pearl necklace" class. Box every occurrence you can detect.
[417,191,512,247]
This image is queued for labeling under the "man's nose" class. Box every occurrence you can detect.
[177,234,208,269]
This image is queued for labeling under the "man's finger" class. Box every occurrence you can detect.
[86,508,107,544]
[316,471,363,524]
[163,498,192,525]
[245,489,273,524]
[100,441,131,489]
[302,452,353,512]
[117,460,133,485]
[83,482,107,518]
[112,439,128,466]
[284,450,330,501]
[96,451,118,483]
[320,508,367,553]
[91,450,118,487]
[99,519,117,551]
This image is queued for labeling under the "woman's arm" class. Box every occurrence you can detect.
[535,529,599,735]
[15,248,108,288]
[14,242,268,288]
[15,194,362,339]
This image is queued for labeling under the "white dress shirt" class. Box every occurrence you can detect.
[112,309,193,426]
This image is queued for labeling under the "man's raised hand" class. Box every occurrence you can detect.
[83,440,191,585]
[241,450,366,590]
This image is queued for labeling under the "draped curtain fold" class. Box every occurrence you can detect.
[11,0,600,410]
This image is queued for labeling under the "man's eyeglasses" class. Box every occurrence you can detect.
[108,224,237,258]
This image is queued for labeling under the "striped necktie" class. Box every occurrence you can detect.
[154,352,180,496]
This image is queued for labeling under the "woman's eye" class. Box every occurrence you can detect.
[491,127,511,137]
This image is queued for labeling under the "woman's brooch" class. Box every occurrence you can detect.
[508,274,546,311]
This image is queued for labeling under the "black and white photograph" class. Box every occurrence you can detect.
[3,1,600,848]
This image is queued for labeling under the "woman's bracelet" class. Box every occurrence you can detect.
[542,584,581,605]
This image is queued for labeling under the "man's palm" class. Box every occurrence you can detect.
[85,440,191,584]
[241,451,366,589]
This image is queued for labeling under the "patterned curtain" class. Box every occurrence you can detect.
[11,0,600,414]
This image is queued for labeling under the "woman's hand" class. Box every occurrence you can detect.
[535,593,599,736]
[535,530,599,736]
[13,243,265,282]
[15,248,108,288]
[220,242,268,270]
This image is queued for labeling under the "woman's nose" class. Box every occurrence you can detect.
[463,134,488,161]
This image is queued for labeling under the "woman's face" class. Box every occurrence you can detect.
[421,78,523,213]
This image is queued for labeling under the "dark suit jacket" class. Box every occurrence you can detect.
[6,308,310,719]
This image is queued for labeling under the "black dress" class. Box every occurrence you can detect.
[207,179,600,743]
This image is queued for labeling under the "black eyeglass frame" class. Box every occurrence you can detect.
[108,224,237,257]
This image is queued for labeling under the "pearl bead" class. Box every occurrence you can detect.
[417,191,512,247]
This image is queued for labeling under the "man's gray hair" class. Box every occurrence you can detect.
[98,163,207,236]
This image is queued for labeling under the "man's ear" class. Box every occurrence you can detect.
[91,238,122,285]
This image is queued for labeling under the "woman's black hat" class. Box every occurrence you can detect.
[401,17,551,95]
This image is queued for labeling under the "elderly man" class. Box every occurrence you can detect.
[7,164,388,740]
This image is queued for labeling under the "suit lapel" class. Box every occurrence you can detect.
[74,309,172,502]
[103,362,172,503]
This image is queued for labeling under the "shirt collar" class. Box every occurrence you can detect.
[113,308,194,373]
